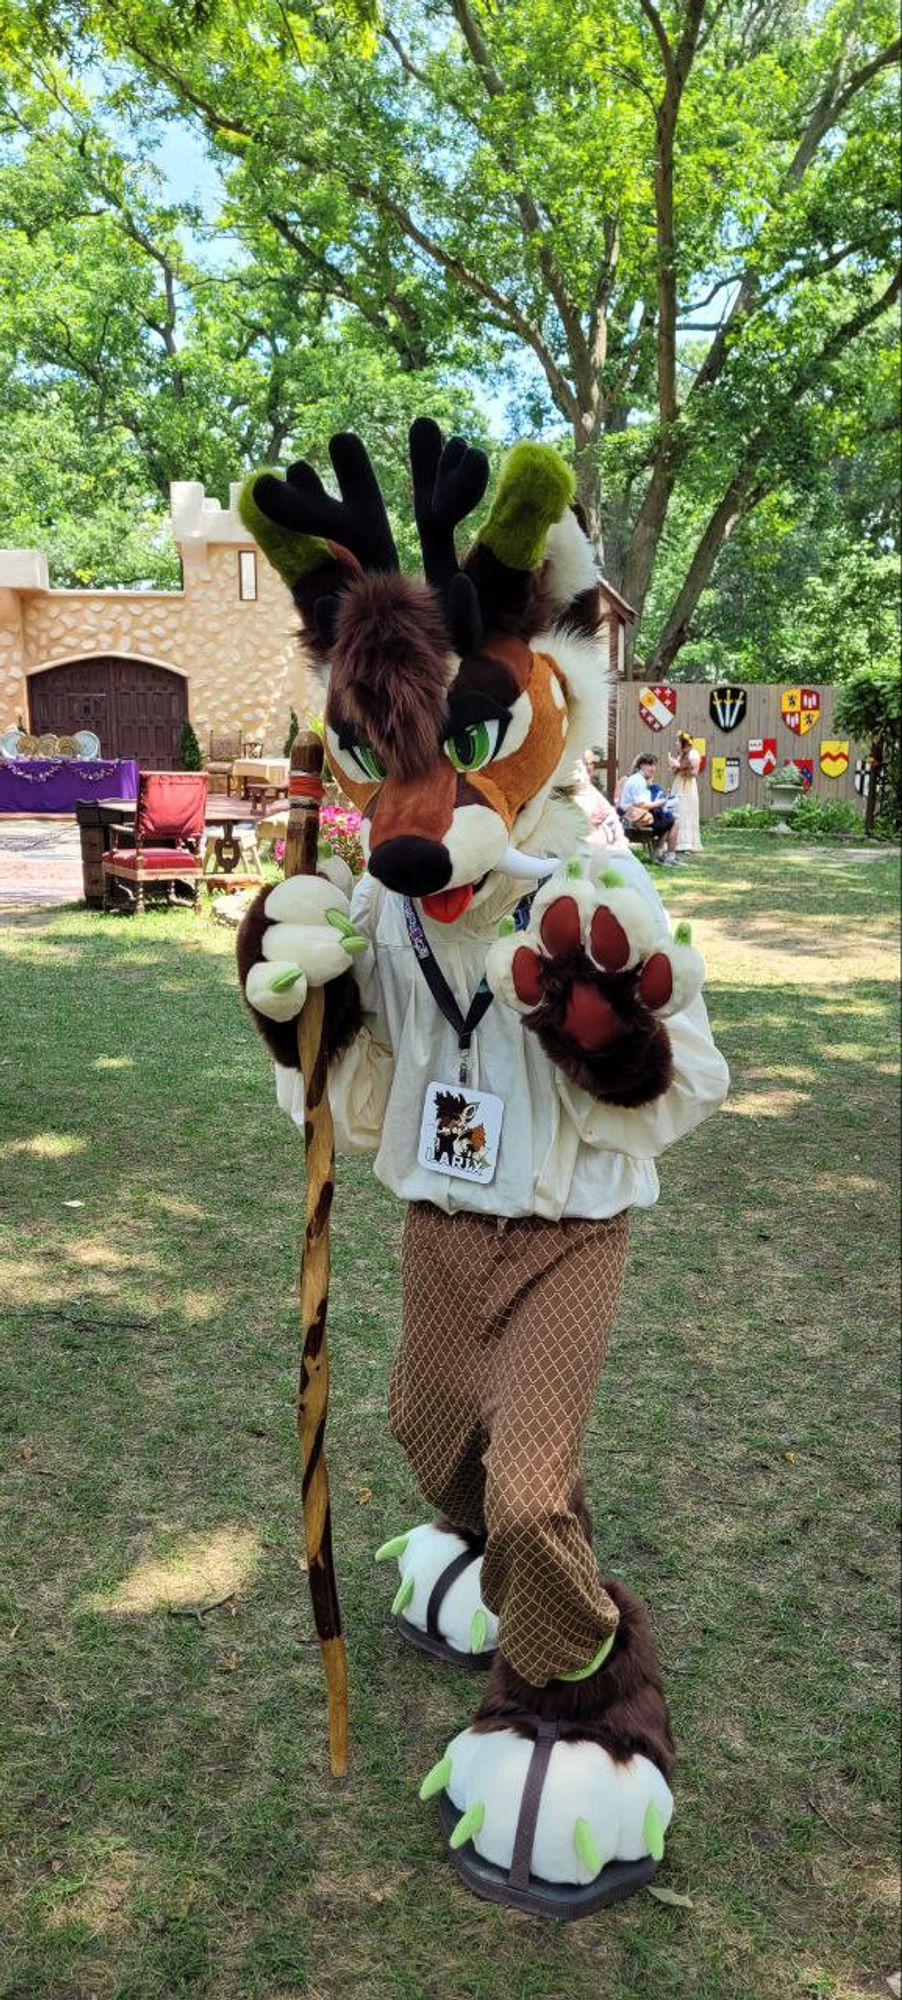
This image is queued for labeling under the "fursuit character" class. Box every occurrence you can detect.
[236,421,729,1919]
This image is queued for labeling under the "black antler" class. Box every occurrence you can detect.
[409,417,489,654]
[254,432,399,575]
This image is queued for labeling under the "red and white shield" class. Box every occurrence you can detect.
[748,737,777,777]
[638,684,677,732]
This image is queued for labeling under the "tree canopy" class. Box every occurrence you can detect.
[1,0,898,669]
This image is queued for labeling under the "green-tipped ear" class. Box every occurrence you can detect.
[480,443,575,572]
[237,472,331,589]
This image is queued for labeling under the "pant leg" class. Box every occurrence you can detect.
[388,1203,491,1536]
[480,1211,629,1684]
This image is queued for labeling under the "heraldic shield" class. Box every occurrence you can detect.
[748,737,777,777]
[639,684,677,732]
[791,758,814,790]
[781,687,821,735]
[820,740,850,779]
[709,684,747,732]
[711,756,740,794]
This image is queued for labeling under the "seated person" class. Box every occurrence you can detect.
[618,753,679,865]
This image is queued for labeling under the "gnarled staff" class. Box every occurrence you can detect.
[283,730,349,1778]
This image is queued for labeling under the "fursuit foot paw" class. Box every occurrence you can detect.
[375,1523,498,1670]
[418,1578,675,1917]
[484,862,705,1107]
[420,1725,673,1919]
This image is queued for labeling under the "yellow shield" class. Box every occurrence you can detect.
[711,756,740,794]
[820,740,849,779]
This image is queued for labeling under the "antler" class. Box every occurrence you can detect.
[254,433,399,574]
[409,418,489,655]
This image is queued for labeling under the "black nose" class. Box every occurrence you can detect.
[368,836,452,896]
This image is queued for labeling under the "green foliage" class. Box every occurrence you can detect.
[714,805,776,830]
[282,707,299,758]
[788,795,864,839]
[178,720,202,770]
[765,761,806,790]
[0,0,898,661]
[834,660,902,745]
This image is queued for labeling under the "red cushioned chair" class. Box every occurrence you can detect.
[102,772,208,914]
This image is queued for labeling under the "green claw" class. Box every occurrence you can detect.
[566,857,583,878]
[325,908,357,936]
[419,1754,452,1802]
[674,920,693,945]
[469,1608,488,1654]
[339,934,369,956]
[573,1818,602,1878]
[601,867,625,888]
[644,1800,665,1862]
[497,914,516,937]
[392,1574,415,1616]
[317,838,335,858]
[269,968,305,992]
[374,1532,411,1564]
[449,1802,485,1851]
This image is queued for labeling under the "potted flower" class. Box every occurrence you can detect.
[765,760,805,832]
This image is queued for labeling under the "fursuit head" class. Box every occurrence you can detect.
[238,418,611,922]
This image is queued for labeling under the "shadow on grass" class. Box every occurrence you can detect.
[1,901,899,1999]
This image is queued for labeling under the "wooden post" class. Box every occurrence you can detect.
[284,731,349,1778]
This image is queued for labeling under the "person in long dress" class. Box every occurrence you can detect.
[571,751,631,854]
[668,730,703,853]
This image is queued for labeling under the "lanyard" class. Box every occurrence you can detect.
[402,891,535,1083]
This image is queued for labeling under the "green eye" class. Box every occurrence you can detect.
[445,720,500,773]
[349,743,385,782]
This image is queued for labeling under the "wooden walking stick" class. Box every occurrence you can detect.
[283,731,349,1778]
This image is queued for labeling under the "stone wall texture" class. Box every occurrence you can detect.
[0,491,316,753]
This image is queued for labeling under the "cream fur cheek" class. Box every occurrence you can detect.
[444,802,510,886]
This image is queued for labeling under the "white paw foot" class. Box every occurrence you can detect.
[376,1524,498,1658]
[421,1725,673,1885]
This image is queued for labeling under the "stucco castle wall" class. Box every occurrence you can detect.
[0,482,314,749]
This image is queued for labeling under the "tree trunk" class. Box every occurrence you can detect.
[643,471,760,677]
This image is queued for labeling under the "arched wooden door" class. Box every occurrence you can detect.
[28,657,188,768]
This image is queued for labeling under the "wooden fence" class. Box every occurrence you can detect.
[608,682,868,818]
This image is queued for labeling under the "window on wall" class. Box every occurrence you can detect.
[238,550,258,601]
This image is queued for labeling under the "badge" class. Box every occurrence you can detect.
[748,737,777,776]
[711,756,740,794]
[820,740,849,779]
[781,686,820,735]
[418,1082,504,1186]
[638,684,677,732]
[709,685,747,731]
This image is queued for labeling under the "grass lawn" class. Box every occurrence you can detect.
[1,838,899,2000]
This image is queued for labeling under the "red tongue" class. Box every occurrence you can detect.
[420,884,474,924]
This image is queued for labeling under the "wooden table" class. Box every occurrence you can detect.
[231,756,290,807]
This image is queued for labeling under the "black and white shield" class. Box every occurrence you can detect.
[709,684,748,732]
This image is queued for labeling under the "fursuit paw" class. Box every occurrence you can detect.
[484,863,705,1107]
[376,1523,498,1665]
[242,872,370,1024]
[420,1726,673,1887]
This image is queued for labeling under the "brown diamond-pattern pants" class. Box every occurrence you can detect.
[388,1202,629,1686]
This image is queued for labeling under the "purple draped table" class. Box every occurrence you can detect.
[0,759,140,814]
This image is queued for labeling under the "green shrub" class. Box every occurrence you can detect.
[283,706,299,758]
[178,720,203,771]
[714,805,774,830]
[788,794,863,839]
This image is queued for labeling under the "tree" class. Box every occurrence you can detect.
[3,0,898,661]
[178,718,203,769]
[835,660,901,833]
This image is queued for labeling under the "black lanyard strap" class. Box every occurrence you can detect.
[402,892,535,1081]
